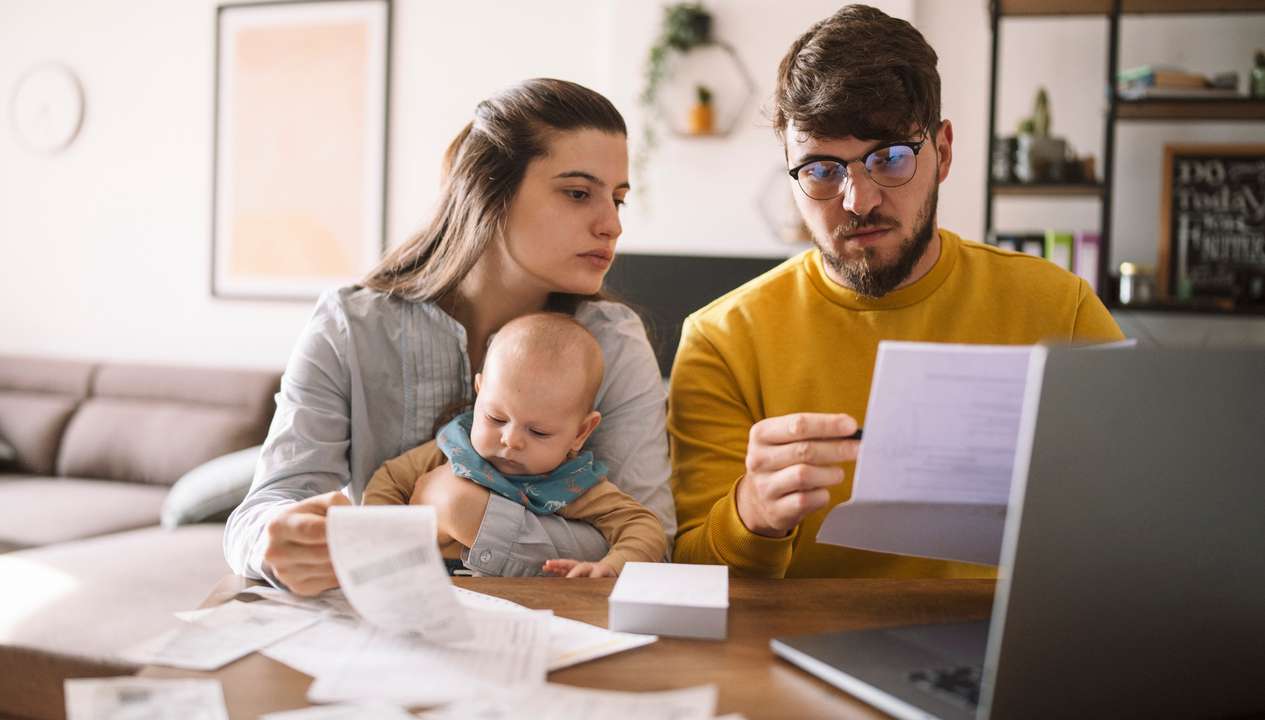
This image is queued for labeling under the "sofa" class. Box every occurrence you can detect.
[0,355,280,720]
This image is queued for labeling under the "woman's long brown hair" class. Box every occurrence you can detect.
[362,78,627,314]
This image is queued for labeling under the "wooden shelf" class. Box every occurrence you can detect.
[1000,0,1265,16]
[992,182,1105,197]
[1115,98,1265,121]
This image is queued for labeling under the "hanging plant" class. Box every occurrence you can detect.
[636,3,715,185]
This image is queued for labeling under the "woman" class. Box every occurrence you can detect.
[224,79,673,595]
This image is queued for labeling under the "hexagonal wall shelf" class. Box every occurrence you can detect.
[651,41,756,139]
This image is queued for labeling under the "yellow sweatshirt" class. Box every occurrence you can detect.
[669,229,1123,578]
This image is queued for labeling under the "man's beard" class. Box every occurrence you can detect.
[817,185,938,298]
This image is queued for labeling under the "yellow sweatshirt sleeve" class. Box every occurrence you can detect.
[362,440,447,506]
[1071,278,1126,342]
[667,317,797,577]
[558,479,667,574]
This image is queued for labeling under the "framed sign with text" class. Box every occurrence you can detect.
[1160,144,1265,306]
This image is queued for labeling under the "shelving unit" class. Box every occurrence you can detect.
[983,0,1265,314]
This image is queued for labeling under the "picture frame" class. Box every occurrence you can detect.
[212,0,390,300]
[1159,143,1265,306]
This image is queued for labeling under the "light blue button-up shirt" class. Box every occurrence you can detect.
[224,286,674,580]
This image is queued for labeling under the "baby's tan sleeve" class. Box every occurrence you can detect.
[362,440,448,506]
[558,479,668,574]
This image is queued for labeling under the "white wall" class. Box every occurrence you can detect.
[2,1,1262,369]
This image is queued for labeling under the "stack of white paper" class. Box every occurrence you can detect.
[609,563,728,640]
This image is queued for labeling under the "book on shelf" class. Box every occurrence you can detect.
[1118,85,1242,100]
[1118,65,1210,89]
[1045,231,1074,271]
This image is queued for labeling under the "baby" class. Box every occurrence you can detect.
[363,312,666,577]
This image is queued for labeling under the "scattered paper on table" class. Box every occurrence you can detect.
[238,585,357,618]
[327,505,471,643]
[547,615,657,671]
[260,703,417,720]
[306,607,551,706]
[418,682,718,720]
[64,678,228,720]
[452,587,658,670]
[122,600,320,671]
[262,615,375,680]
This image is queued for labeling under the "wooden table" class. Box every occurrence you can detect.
[143,576,995,719]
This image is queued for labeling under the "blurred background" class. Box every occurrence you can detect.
[3,0,1264,371]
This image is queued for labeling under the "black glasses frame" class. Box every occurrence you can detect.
[787,138,929,200]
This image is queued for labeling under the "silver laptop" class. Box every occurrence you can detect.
[772,346,1265,719]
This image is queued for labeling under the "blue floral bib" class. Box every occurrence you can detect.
[436,411,607,515]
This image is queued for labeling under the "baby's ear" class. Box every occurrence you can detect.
[571,411,602,452]
[474,373,483,394]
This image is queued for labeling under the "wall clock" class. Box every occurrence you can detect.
[10,63,84,153]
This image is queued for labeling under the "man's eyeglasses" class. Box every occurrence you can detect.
[787,139,928,201]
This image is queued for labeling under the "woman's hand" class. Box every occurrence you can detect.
[411,464,490,548]
[263,490,350,596]
[542,559,618,578]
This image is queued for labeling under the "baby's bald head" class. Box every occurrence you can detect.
[483,313,604,414]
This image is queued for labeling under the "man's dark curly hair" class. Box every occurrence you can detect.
[773,4,940,145]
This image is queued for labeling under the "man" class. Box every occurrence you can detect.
[669,4,1123,578]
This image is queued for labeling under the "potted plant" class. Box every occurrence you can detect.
[688,84,715,135]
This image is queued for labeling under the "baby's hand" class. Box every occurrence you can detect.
[542,559,618,578]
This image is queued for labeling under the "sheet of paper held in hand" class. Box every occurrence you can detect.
[326,505,472,643]
[817,341,1033,564]
[64,678,229,720]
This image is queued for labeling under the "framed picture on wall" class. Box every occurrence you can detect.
[212,0,390,300]
[1159,143,1265,307]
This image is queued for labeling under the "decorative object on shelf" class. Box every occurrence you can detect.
[637,3,755,179]
[1117,262,1156,306]
[688,85,715,135]
[1252,51,1265,98]
[212,0,389,301]
[756,166,812,246]
[1014,86,1069,183]
[1159,143,1265,307]
[9,63,84,154]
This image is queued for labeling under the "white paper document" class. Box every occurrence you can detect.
[122,600,321,671]
[262,615,374,680]
[306,607,551,706]
[64,678,228,720]
[418,682,718,720]
[237,585,357,618]
[547,614,658,671]
[851,342,1032,506]
[453,587,658,671]
[817,342,1033,565]
[259,703,417,720]
[326,505,472,643]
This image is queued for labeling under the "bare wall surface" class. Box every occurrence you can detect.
[2,0,1262,369]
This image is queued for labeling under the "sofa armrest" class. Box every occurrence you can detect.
[161,445,260,529]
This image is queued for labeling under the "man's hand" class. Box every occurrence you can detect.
[542,558,618,578]
[735,412,860,538]
[263,490,350,597]
[412,464,490,548]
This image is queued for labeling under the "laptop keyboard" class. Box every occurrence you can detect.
[908,665,982,710]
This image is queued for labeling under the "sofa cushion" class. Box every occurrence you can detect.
[0,477,168,552]
[162,445,261,528]
[0,435,15,469]
[55,362,279,487]
[0,357,94,477]
[0,524,229,720]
